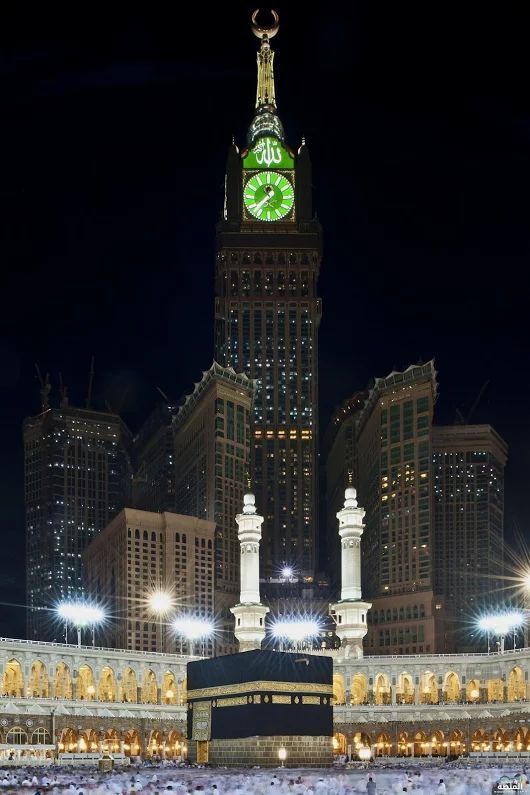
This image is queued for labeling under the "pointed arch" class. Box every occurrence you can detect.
[77,665,96,700]
[374,672,391,705]
[466,678,480,702]
[443,671,460,703]
[29,660,49,698]
[486,676,503,702]
[508,666,526,701]
[351,673,368,705]
[419,671,438,704]
[120,667,138,703]
[397,672,415,704]
[124,729,141,757]
[98,666,117,702]
[55,662,72,699]
[332,732,346,755]
[163,671,177,704]
[142,669,158,704]
[332,673,345,705]
[2,659,24,697]
[375,732,391,757]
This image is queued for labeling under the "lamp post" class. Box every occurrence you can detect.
[147,590,174,653]
[478,612,523,655]
[173,616,214,657]
[278,747,287,767]
[271,617,322,653]
[56,602,105,648]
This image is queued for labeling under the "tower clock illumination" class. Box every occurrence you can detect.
[244,171,294,221]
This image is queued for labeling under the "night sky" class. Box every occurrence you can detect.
[2,4,529,638]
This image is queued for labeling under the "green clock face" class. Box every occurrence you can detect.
[243,171,294,222]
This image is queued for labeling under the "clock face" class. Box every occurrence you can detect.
[243,171,294,221]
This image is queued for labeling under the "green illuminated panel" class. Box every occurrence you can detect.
[242,136,294,170]
[243,171,295,221]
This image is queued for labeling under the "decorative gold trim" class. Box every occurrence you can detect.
[216,696,248,708]
[302,696,321,705]
[272,695,291,704]
[188,680,333,700]
[191,701,211,741]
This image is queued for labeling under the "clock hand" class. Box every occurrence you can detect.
[254,187,275,212]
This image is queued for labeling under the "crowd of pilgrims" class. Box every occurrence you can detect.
[0,763,526,794]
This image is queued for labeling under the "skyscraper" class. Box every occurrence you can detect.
[214,12,322,578]
[173,362,254,654]
[357,362,441,655]
[432,424,507,651]
[24,404,132,641]
[133,401,176,513]
[83,508,215,654]
[324,391,368,590]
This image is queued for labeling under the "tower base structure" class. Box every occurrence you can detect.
[330,599,372,658]
[230,602,269,652]
[188,734,333,767]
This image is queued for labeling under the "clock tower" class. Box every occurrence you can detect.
[215,10,321,579]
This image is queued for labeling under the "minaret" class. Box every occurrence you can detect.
[230,492,269,652]
[330,487,372,657]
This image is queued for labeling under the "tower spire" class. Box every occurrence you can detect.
[249,10,284,143]
[252,9,279,110]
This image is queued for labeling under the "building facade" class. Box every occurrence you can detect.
[24,405,132,642]
[2,631,530,762]
[173,362,254,653]
[356,362,440,655]
[432,424,508,651]
[83,508,215,654]
[324,391,368,589]
[214,19,321,580]
[132,401,176,513]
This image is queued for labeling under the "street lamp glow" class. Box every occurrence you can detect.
[173,616,214,641]
[358,746,372,762]
[56,601,105,627]
[148,590,173,616]
[478,611,523,636]
[271,618,322,642]
[281,566,293,579]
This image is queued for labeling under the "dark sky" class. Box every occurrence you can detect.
[2,4,529,638]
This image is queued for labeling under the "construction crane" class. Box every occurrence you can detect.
[455,380,489,425]
[35,364,51,412]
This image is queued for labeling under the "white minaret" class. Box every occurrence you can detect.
[230,492,269,652]
[330,487,372,657]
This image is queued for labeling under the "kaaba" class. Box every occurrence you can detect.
[186,650,334,766]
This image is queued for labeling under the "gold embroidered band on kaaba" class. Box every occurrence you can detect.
[187,680,333,700]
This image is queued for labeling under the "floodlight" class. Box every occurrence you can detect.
[148,590,173,616]
[271,618,322,642]
[173,616,214,641]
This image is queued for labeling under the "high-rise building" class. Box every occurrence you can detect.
[357,362,441,655]
[432,424,507,651]
[214,14,321,579]
[133,401,176,513]
[173,362,254,654]
[24,404,132,641]
[83,508,215,654]
[324,391,368,589]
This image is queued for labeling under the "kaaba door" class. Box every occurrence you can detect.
[197,741,209,764]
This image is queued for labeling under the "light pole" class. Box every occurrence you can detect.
[478,612,523,655]
[173,616,214,657]
[271,617,322,653]
[523,573,530,648]
[147,590,174,653]
[56,602,105,648]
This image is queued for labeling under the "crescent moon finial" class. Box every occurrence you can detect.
[251,9,279,40]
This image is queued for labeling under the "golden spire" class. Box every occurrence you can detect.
[251,9,279,111]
